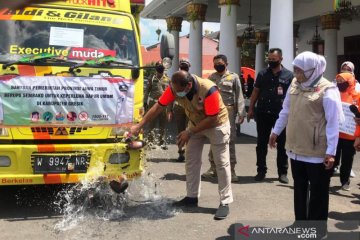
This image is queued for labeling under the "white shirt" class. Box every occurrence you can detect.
[272,87,341,164]
[355,82,360,92]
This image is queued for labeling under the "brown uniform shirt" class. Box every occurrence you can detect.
[144,73,170,103]
[208,71,246,117]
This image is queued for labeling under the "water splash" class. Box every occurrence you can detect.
[54,161,126,231]
[54,165,179,233]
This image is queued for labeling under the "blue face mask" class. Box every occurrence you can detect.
[176,91,188,98]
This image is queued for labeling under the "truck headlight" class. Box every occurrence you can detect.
[109,152,130,164]
[0,128,9,137]
[0,156,11,167]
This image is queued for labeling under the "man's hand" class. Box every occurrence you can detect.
[323,154,335,170]
[354,117,360,126]
[247,109,254,122]
[354,137,360,151]
[237,116,245,124]
[130,124,142,136]
[268,133,278,149]
[177,130,192,149]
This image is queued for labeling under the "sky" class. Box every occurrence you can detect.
[140,0,220,47]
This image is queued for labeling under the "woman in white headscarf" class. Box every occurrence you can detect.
[335,61,358,178]
[340,61,360,92]
[268,51,343,238]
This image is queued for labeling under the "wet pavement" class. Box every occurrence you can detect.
[0,134,359,240]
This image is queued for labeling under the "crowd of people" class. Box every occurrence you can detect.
[135,49,359,238]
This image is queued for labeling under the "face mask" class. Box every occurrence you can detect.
[179,65,189,72]
[294,72,307,83]
[176,90,188,98]
[268,61,280,69]
[337,82,349,92]
[294,68,315,83]
[214,64,226,73]
[303,68,315,79]
[156,65,165,74]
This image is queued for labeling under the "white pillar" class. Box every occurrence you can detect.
[168,30,179,77]
[189,21,203,76]
[187,4,207,77]
[320,14,340,80]
[269,0,293,70]
[236,39,241,74]
[255,43,266,77]
[166,17,183,77]
[237,36,243,73]
[323,29,337,80]
[218,1,239,73]
[255,31,267,77]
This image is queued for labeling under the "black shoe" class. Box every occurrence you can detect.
[172,197,198,207]
[278,174,289,184]
[236,123,241,137]
[254,173,266,181]
[176,154,185,162]
[214,204,229,220]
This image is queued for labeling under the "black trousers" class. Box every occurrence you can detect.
[333,138,355,186]
[291,159,332,221]
[256,112,288,176]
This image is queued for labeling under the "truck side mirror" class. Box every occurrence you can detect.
[131,68,140,79]
[160,33,175,60]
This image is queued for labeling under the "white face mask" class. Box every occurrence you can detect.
[303,68,315,79]
[176,91,188,98]
[294,68,315,83]
[294,72,307,83]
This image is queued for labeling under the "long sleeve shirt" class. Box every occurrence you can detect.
[272,87,341,164]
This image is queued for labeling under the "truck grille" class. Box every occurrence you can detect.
[30,127,92,135]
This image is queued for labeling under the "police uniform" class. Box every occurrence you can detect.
[144,73,170,146]
[207,71,245,177]
[254,66,293,177]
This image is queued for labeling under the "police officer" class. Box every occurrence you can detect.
[131,71,233,220]
[144,61,170,149]
[247,48,293,183]
[202,54,245,182]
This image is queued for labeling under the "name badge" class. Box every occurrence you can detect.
[279,78,289,84]
[277,86,283,96]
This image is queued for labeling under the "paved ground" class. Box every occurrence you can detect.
[0,134,359,240]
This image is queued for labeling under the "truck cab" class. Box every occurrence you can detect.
[0,0,146,185]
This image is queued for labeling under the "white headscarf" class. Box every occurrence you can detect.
[292,51,324,88]
[293,51,345,123]
[319,55,327,75]
[341,61,355,73]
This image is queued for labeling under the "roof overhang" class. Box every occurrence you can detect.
[141,0,360,25]
[141,0,270,25]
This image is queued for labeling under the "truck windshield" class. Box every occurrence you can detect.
[0,20,139,66]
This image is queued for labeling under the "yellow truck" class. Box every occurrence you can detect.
[0,0,168,189]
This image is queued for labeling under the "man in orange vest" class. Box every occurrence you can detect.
[131,71,233,220]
